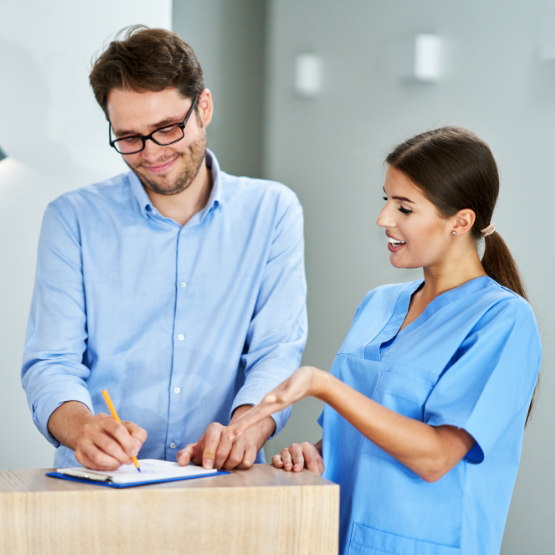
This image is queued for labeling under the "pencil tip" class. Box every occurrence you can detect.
[137,468,141,472]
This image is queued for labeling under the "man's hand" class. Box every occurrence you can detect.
[74,413,147,470]
[48,401,147,470]
[177,405,275,470]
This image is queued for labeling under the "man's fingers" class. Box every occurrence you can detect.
[82,415,132,464]
[234,444,257,470]
[213,430,233,469]
[202,424,224,469]
[177,443,197,466]
[76,438,124,470]
[123,421,148,454]
[98,414,139,457]
[272,453,284,468]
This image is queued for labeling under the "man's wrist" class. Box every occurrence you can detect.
[231,404,276,444]
[48,401,94,451]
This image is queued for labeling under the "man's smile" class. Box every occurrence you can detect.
[142,156,179,174]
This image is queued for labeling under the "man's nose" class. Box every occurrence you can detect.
[140,137,165,161]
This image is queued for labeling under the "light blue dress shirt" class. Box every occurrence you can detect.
[22,149,307,468]
[320,277,540,555]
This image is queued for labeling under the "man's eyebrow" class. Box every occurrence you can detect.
[113,116,180,137]
[383,187,415,204]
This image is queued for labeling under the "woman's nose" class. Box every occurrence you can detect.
[376,204,395,228]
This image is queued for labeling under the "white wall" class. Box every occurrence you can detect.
[0,0,172,469]
[262,1,555,553]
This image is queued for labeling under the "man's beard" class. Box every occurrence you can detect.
[128,134,206,196]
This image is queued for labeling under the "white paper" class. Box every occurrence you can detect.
[57,459,217,484]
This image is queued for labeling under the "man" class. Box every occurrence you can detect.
[22,26,307,472]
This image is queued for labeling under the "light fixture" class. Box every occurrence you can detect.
[0,146,6,163]
[387,33,442,83]
[294,53,323,97]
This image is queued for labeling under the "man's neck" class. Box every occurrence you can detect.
[145,160,213,227]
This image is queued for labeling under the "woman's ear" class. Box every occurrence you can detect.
[451,209,476,236]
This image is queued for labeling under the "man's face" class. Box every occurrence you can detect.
[107,87,210,196]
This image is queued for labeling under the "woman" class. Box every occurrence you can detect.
[230,127,541,555]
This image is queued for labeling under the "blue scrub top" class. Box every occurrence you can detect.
[320,277,541,555]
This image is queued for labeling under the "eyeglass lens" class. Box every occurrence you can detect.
[113,125,184,154]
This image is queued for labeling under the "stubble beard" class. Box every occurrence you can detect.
[129,134,207,196]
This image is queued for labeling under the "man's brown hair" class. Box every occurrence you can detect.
[89,25,204,119]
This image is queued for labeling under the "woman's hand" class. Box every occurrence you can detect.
[229,366,325,440]
[272,441,324,475]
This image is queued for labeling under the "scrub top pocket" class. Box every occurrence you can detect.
[348,522,460,555]
[371,361,437,419]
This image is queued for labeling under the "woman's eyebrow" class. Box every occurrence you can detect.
[383,187,415,204]
[392,196,415,204]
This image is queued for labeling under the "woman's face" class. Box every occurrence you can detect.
[377,166,455,270]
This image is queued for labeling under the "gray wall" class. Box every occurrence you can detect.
[173,0,267,178]
[262,1,555,554]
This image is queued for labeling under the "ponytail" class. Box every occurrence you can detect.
[481,231,527,300]
[482,231,537,423]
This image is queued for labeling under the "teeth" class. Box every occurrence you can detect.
[388,237,406,245]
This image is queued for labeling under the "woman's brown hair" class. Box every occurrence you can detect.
[386,126,537,420]
[386,126,526,298]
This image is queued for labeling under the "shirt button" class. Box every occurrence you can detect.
[177,334,184,341]
[180,282,187,288]
[169,442,176,449]
[174,387,181,394]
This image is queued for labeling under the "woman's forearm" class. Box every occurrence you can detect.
[315,370,474,481]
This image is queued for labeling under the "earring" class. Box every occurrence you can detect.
[451,231,456,236]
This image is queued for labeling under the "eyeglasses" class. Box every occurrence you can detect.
[109,95,199,155]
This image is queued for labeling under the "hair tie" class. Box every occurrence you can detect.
[481,222,495,237]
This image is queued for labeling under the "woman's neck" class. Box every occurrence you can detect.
[420,245,486,302]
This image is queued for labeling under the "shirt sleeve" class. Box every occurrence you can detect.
[21,202,93,447]
[424,297,541,463]
[232,194,308,435]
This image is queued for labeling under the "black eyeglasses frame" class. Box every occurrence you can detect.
[108,95,199,155]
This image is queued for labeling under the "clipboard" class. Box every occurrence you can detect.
[46,459,229,488]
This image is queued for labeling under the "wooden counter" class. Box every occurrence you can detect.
[0,464,338,555]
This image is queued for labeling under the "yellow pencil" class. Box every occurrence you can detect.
[101,389,141,472]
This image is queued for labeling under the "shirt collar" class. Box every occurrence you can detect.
[128,147,223,220]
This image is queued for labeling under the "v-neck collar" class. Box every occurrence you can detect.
[364,276,494,361]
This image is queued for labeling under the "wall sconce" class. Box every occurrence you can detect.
[0,146,6,163]
[388,33,442,83]
[413,34,441,82]
[294,53,323,97]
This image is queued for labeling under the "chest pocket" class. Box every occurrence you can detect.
[361,362,438,458]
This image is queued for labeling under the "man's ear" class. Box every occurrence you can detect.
[196,88,213,128]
